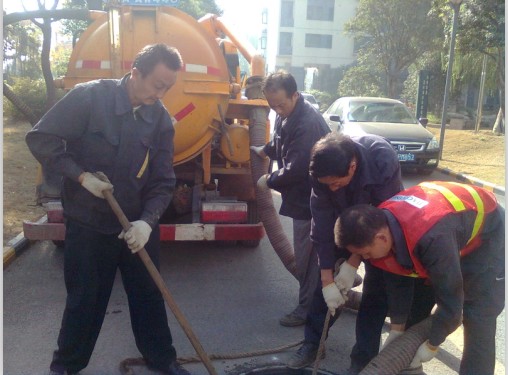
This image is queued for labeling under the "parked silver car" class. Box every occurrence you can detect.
[301,92,320,111]
[323,97,439,174]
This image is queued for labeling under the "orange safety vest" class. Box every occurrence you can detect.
[370,181,498,278]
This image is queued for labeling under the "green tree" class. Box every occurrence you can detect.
[177,0,223,19]
[344,0,441,98]
[337,64,383,98]
[60,0,96,47]
[457,0,504,131]
[3,21,42,80]
[51,43,72,78]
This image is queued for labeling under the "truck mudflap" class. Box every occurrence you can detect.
[22,218,265,242]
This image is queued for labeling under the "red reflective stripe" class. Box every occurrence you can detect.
[214,225,264,240]
[201,211,247,224]
[159,225,176,241]
[174,103,196,121]
[207,66,221,76]
[81,60,102,69]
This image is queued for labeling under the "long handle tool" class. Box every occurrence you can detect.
[104,190,218,375]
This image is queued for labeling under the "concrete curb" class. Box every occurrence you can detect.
[3,216,47,269]
[437,167,505,196]
[3,168,504,269]
[3,232,31,269]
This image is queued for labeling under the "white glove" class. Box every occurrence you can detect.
[409,340,438,368]
[80,171,113,198]
[118,220,152,253]
[380,329,403,352]
[322,282,346,316]
[334,261,358,295]
[256,174,270,190]
[250,145,267,159]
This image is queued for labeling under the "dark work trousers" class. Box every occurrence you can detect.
[304,260,434,370]
[460,207,505,375]
[304,259,390,354]
[292,219,320,319]
[350,264,435,370]
[50,219,176,374]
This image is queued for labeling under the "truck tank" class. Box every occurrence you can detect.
[59,5,233,165]
[26,3,273,247]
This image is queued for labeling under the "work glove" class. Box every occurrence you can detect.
[256,174,270,190]
[334,261,358,296]
[380,329,403,352]
[118,220,152,253]
[409,340,438,368]
[322,282,346,316]
[250,145,267,159]
[80,171,113,199]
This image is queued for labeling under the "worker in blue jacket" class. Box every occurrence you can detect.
[335,181,505,375]
[26,44,191,375]
[288,132,434,374]
[251,71,330,327]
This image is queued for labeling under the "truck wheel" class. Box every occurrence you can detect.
[240,201,261,248]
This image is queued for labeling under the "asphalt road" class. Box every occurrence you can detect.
[3,170,505,375]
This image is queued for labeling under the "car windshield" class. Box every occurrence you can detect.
[302,93,317,104]
[347,101,418,124]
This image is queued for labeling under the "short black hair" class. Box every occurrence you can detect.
[334,204,387,248]
[262,70,297,98]
[132,44,183,77]
[309,132,358,178]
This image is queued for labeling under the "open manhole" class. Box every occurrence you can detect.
[239,366,336,375]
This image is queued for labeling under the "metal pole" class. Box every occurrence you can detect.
[438,1,462,160]
[475,54,488,132]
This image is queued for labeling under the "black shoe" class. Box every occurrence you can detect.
[279,311,306,327]
[167,362,191,375]
[287,343,325,369]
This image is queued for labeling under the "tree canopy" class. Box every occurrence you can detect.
[344,0,441,98]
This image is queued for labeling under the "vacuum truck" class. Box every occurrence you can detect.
[23,1,272,248]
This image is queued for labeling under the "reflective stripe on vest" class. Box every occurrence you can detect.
[372,181,498,278]
[420,182,485,251]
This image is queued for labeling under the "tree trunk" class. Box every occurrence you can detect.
[492,107,504,135]
[40,19,57,110]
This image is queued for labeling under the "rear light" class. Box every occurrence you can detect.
[201,202,247,223]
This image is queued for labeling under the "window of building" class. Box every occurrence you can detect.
[305,34,332,48]
[307,0,334,21]
[279,32,293,55]
[280,1,294,27]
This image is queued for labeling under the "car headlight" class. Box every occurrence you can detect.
[427,136,439,150]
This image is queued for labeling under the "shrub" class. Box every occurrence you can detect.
[3,77,65,122]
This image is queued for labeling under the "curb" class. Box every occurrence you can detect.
[3,169,504,269]
[3,215,47,269]
[3,232,31,269]
[437,167,505,196]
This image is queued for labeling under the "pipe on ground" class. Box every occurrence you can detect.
[359,316,432,375]
[247,76,297,278]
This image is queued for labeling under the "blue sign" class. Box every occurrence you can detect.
[121,0,180,6]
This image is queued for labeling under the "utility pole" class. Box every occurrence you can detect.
[438,0,463,160]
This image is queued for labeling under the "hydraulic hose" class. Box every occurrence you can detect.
[359,316,432,375]
[247,76,297,278]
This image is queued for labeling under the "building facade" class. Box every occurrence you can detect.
[261,0,358,93]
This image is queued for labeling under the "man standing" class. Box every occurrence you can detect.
[288,132,434,373]
[26,44,191,375]
[335,181,505,375]
[251,71,330,327]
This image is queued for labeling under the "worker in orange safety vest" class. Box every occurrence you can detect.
[334,181,505,375]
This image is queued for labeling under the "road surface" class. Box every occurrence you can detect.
[3,170,505,375]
